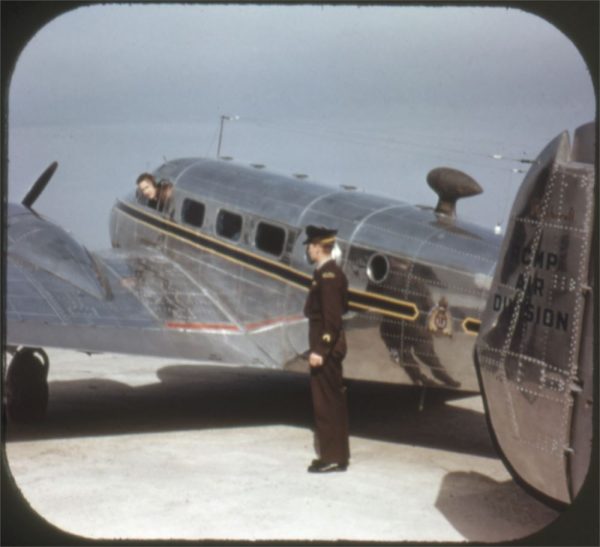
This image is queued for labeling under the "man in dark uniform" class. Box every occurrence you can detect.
[303,225,350,473]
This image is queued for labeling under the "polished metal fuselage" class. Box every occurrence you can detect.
[110,158,501,391]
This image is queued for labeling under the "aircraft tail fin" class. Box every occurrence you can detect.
[474,122,595,505]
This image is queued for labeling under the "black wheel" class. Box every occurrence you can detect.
[5,347,49,423]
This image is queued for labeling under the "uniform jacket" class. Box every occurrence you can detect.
[303,258,349,360]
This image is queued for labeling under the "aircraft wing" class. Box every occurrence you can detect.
[6,204,304,368]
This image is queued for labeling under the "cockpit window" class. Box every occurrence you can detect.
[216,210,242,241]
[182,199,205,228]
[255,222,286,257]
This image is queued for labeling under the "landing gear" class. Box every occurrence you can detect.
[5,347,50,423]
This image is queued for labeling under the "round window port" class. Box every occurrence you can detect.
[367,254,389,284]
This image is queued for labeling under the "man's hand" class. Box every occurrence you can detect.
[309,352,324,367]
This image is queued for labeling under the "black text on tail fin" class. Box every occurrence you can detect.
[474,122,595,505]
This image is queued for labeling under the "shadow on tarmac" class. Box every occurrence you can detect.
[6,363,494,458]
[435,471,560,542]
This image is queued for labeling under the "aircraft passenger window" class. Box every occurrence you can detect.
[216,210,242,241]
[255,222,286,257]
[182,199,205,228]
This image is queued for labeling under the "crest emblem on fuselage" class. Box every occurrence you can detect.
[427,297,453,337]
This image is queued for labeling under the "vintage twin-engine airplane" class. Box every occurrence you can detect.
[4,122,595,507]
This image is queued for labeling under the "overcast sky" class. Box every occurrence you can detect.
[9,4,594,127]
[6,4,596,248]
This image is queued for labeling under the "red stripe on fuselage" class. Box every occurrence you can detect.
[165,321,241,332]
[245,314,305,331]
[165,314,305,333]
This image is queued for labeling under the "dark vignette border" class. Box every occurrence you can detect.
[1,2,598,547]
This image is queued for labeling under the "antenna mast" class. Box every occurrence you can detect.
[217,114,239,158]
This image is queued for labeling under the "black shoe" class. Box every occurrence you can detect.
[307,460,348,473]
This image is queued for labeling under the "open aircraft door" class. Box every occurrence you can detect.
[474,122,595,505]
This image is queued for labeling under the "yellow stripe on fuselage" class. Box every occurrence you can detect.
[117,201,419,321]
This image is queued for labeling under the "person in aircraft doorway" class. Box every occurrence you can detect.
[136,173,174,217]
[303,225,350,473]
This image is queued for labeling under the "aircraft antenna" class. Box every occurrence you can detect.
[217,114,239,158]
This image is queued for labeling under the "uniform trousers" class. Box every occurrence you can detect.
[310,355,350,464]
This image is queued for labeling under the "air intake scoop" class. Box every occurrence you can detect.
[426,167,482,218]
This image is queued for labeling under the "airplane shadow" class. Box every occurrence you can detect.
[435,471,560,542]
[5,363,495,459]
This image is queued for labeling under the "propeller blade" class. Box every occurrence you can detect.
[21,161,58,208]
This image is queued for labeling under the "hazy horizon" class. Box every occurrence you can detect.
[7,4,596,249]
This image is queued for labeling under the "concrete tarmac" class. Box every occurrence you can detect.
[4,349,560,543]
